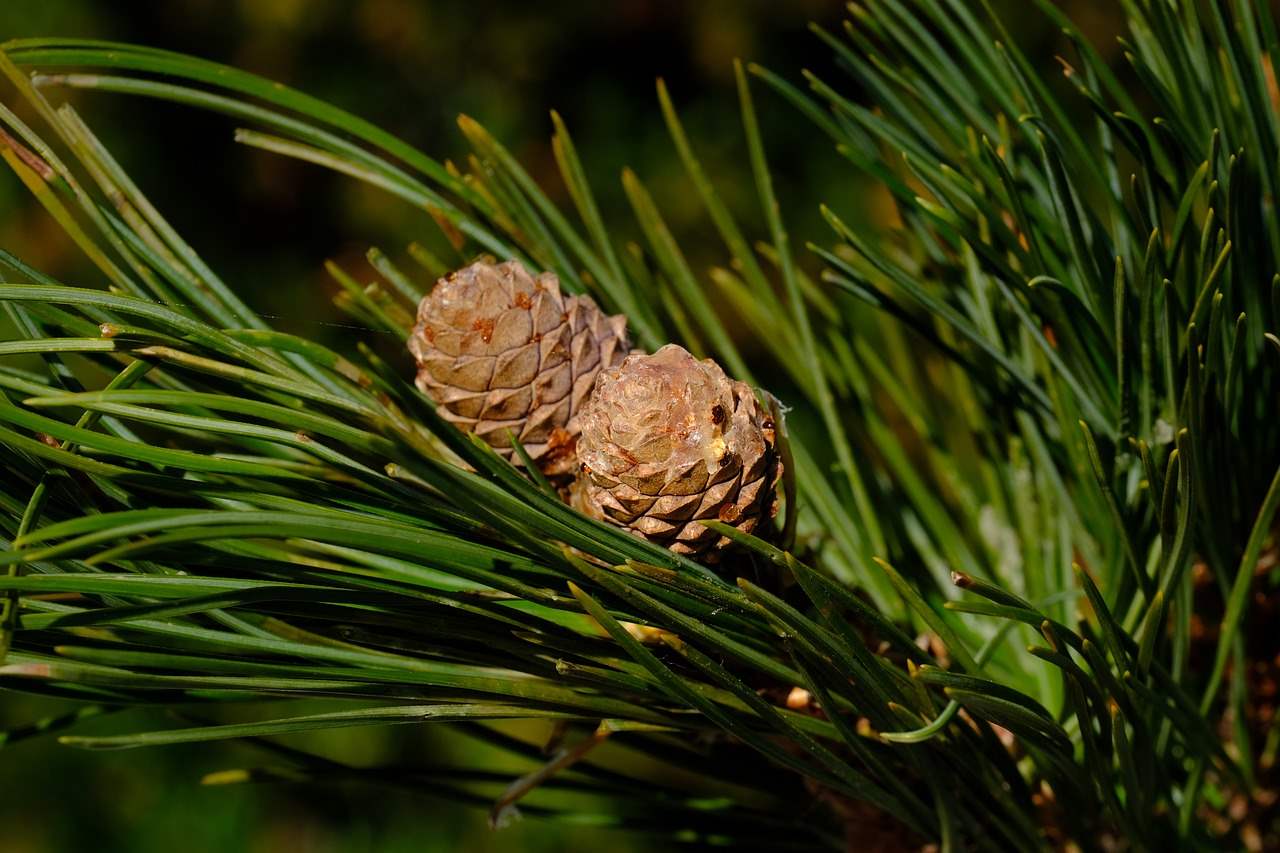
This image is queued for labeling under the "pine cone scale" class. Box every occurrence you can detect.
[492,345,538,387]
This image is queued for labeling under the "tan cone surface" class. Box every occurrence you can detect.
[408,260,630,475]
[576,344,780,559]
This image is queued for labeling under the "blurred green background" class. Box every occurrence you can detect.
[0,0,861,352]
[0,1,1119,850]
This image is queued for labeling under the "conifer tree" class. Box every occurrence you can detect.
[2,2,1279,848]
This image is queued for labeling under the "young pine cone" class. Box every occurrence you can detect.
[575,344,781,560]
[408,260,630,476]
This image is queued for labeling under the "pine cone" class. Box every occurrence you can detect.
[408,260,630,475]
[575,344,780,560]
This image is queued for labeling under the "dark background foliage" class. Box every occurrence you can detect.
[0,1,1119,850]
[2,0,860,351]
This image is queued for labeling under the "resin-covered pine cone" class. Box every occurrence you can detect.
[575,344,781,560]
[408,260,630,476]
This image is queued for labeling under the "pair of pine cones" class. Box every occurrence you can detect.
[408,260,780,562]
